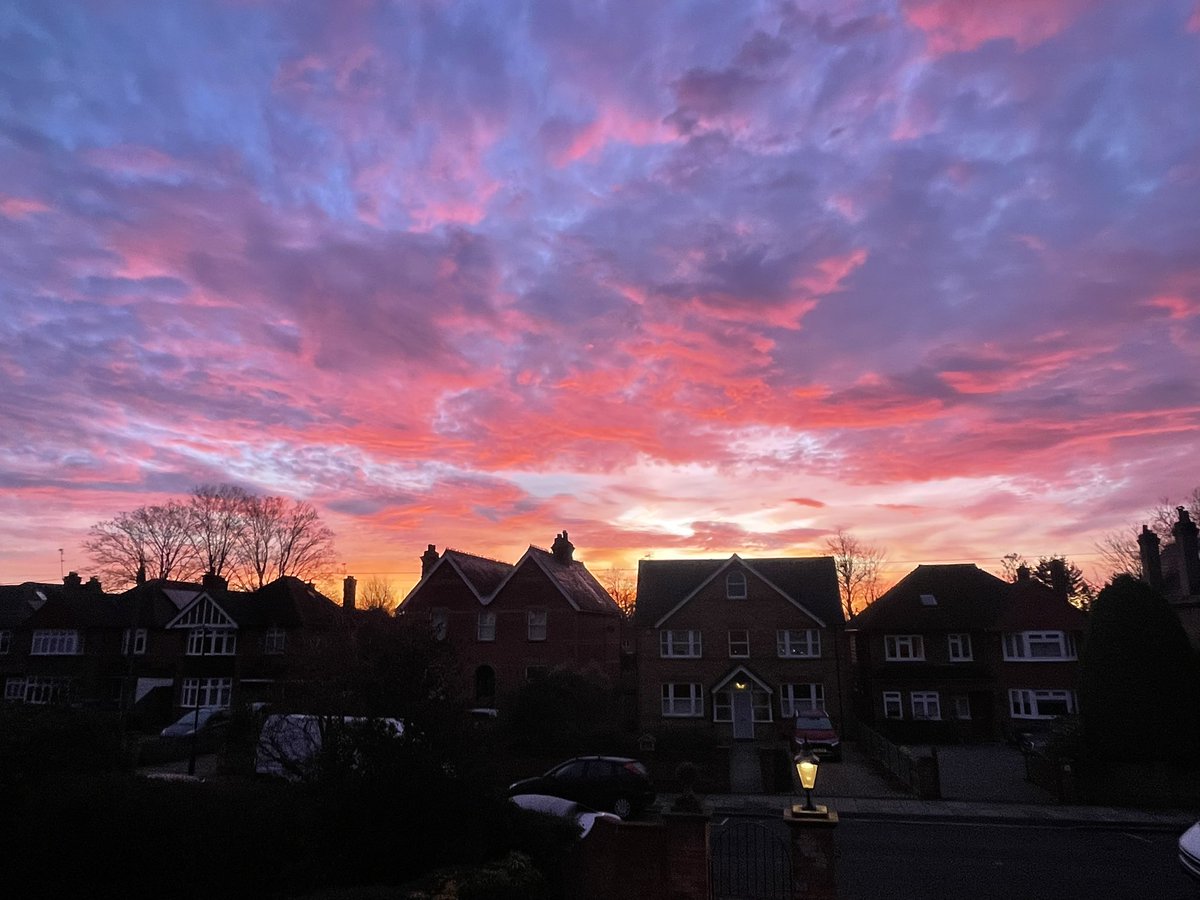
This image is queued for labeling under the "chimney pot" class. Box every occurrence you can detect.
[1171,507,1200,595]
[420,544,440,576]
[551,531,575,564]
[343,575,357,611]
[202,571,228,592]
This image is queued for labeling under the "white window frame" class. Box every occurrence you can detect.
[1009,689,1076,719]
[780,683,825,718]
[0,630,11,654]
[660,629,702,658]
[661,682,703,717]
[181,677,233,709]
[264,627,286,655]
[728,629,749,658]
[884,634,925,661]
[430,608,448,641]
[477,611,496,642]
[4,676,26,701]
[527,608,547,642]
[911,691,941,720]
[31,629,81,656]
[947,633,972,662]
[883,691,903,719]
[122,628,147,656]
[712,686,773,723]
[777,629,820,658]
[1003,631,1077,661]
[726,571,747,599]
[186,628,236,656]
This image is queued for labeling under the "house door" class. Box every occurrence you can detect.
[732,688,754,740]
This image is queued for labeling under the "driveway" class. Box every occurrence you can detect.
[911,742,1055,804]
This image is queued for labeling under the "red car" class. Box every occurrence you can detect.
[792,709,841,762]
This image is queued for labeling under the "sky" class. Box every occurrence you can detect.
[2,0,1199,597]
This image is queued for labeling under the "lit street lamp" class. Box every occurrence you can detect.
[793,742,824,815]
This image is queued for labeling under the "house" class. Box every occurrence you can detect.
[1139,506,1200,644]
[847,563,1087,741]
[631,554,845,745]
[397,532,626,707]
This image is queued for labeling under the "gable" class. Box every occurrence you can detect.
[400,550,513,611]
[166,593,237,630]
[711,665,774,694]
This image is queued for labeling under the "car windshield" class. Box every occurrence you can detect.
[795,715,833,730]
[169,708,220,729]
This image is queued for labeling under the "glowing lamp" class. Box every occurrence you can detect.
[794,743,820,813]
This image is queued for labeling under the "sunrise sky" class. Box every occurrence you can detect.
[2,0,1198,596]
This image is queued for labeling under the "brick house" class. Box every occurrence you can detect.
[847,563,1087,741]
[398,532,626,707]
[631,555,846,745]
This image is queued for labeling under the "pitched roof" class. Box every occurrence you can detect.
[633,555,842,627]
[513,546,622,615]
[442,549,513,599]
[0,583,61,627]
[224,576,345,628]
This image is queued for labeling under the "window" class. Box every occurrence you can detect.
[31,629,81,655]
[1009,689,1076,719]
[883,691,903,719]
[777,629,820,658]
[0,630,11,654]
[122,628,147,656]
[23,676,73,705]
[4,677,25,702]
[726,571,747,599]
[1003,631,1077,660]
[951,695,971,720]
[661,683,703,717]
[527,609,547,641]
[728,630,749,657]
[660,629,702,658]
[264,627,286,655]
[186,628,236,656]
[477,611,496,642]
[884,634,924,661]
[712,686,773,723]
[781,683,825,717]
[181,677,233,709]
[947,633,972,662]
[430,608,448,641]
[911,691,941,720]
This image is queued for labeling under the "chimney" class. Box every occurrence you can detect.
[551,530,575,564]
[63,571,82,588]
[136,563,146,586]
[421,544,440,576]
[1049,558,1069,601]
[86,576,102,593]
[343,575,357,611]
[202,571,228,592]
[1138,525,1163,589]
[1172,507,1200,595]
[1016,564,1030,582]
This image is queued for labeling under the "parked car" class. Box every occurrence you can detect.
[1179,821,1200,882]
[792,710,841,761]
[508,756,655,819]
[510,793,621,838]
[159,707,230,750]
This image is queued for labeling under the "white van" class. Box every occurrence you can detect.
[254,714,404,780]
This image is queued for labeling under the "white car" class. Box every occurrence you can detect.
[510,793,621,839]
[1179,820,1200,882]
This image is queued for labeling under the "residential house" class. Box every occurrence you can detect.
[847,563,1087,741]
[1139,506,1200,645]
[631,554,845,745]
[398,532,626,708]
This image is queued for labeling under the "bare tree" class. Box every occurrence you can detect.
[188,483,250,577]
[824,529,886,620]
[360,576,398,613]
[84,501,199,588]
[598,567,637,618]
[1094,487,1200,582]
[999,552,1028,582]
[239,495,338,589]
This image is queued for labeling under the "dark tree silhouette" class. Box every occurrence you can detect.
[84,501,198,587]
[825,529,886,619]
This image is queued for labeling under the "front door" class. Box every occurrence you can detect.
[732,688,754,740]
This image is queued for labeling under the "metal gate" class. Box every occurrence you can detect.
[710,819,793,899]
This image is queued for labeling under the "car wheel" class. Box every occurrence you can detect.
[612,797,632,819]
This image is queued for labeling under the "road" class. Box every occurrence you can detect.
[836,819,1194,900]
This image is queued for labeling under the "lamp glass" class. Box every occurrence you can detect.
[796,756,818,790]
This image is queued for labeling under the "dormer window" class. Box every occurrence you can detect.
[726,571,747,599]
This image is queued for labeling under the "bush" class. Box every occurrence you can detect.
[0,705,126,785]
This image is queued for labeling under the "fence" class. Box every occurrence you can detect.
[858,723,941,799]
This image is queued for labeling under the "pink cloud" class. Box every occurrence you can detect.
[902,0,1094,55]
[0,196,50,218]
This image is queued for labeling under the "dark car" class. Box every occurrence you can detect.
[508,756,655,819]
[158,707,230,752]
[792,709,841,761]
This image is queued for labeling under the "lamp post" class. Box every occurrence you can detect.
[187,626,205,777]
[793,741,823,815]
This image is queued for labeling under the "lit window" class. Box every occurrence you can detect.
[728,630,749,657]
[726,571,747,599]
[478,611,496,642]
[911,691,941,720]
[264,627,286,655]
[1003,632,1077,661]
[660,629,702,658]
[31,629,81,655]
[947,633,972,662]
[661,683,703,717]
[781,683,824,718]
[777,629,820,658]
[883,691,903,719]
[884,634,924,661]
[527,609,547,641]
